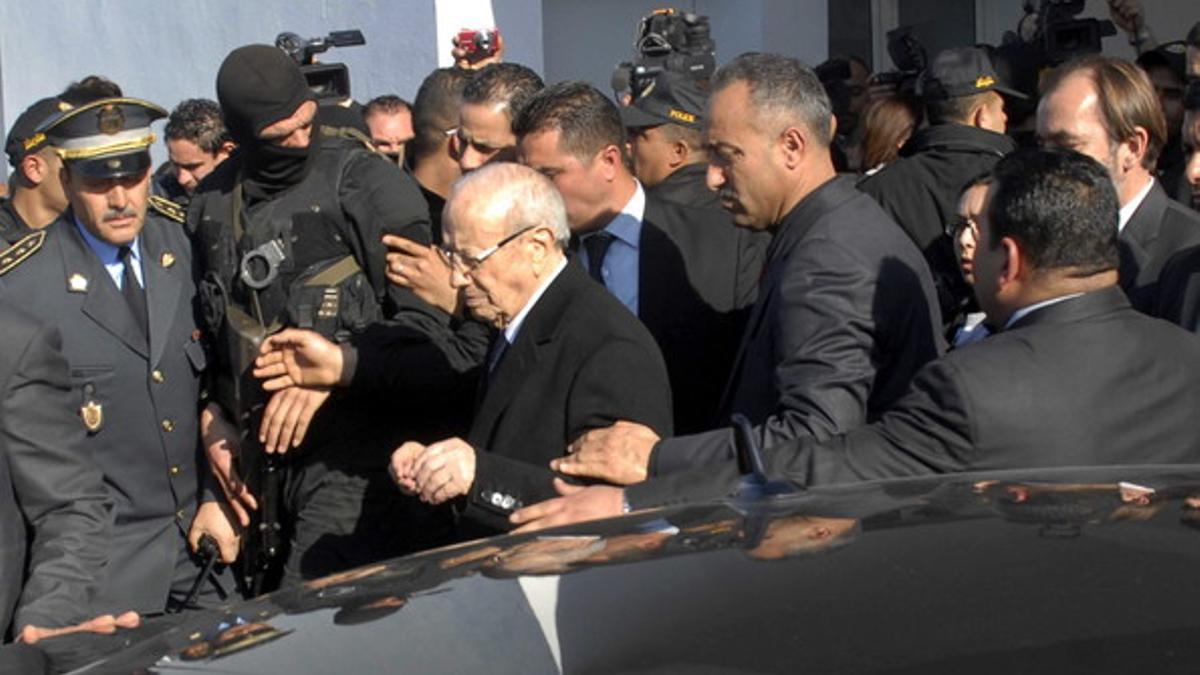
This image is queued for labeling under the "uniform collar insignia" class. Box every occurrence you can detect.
[68,273,89,292]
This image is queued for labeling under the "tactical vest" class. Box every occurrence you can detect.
[194,132,381,418]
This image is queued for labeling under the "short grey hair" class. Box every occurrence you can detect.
[447,162,570,247]
[712,53,834,145]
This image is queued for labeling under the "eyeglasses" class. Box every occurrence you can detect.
[437,226,535,271]
[945,215,980,241]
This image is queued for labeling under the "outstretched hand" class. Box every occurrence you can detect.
[253,329,344,390]
[18,611,140,645]
[552,421,658,485]
[510,479,626,533]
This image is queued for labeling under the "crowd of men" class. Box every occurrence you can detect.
[2,4,1200,667]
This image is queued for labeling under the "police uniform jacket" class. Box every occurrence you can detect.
[637,194,766,434]
[646,163,723,213]
[0,301,111,635]
[0,211,212,614]
[0,199,33,250]
[858,123,1015,328]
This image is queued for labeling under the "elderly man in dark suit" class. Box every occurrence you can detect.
[554,53,942,486]
[386,162,673,534]
[1037,56,1200,315]
[0,98,237,616]
[0,301,112,643]
[511,148,1200,527]
[515,81,765,435]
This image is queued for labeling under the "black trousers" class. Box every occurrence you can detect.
[280,462,453,586]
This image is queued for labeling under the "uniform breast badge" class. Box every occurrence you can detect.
[80,400,104,433]
[68,273,89,292]
[161,252,176,268]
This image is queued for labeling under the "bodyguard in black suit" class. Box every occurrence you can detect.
[515,81,764,435]
[551,54,941,488]
[511,149,1200,528]
[1037,56,1200,315]
[0,301,110,638]
[390,163,672,534]
[0,98,237,615]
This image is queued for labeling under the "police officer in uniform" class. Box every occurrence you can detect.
[0,97,238,616]
[1,97,74,248]
[191,44,468,588]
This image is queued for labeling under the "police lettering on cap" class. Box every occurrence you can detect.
[917,47,1028,102]
[620,71,709,130]
[4,97,73,167]
[39,97,167,179]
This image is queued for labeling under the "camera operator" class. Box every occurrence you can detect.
[859,46,1022,336]
[620,71,720,212]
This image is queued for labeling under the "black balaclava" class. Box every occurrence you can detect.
[216,44,318,198]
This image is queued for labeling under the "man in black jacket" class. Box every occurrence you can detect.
[388,163,672,535]
[516,81,764,435]
[554,54,941,486]
[513,148,1200,527]
[191,45,455,585]
[859,46,1022,333]
[1037,55,1200,315]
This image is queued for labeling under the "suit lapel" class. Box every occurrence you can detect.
[636,201,670,327]
[1118,182,1168,287]
[140,219,183,366]
[59,219,149,358]
[469,265,574,443]
[714,177,857,415]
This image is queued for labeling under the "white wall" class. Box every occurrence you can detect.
[0,0,442,178]
[540,0,828,94]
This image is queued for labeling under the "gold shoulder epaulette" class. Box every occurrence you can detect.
[149,195,186,224]
[0,230,46,276]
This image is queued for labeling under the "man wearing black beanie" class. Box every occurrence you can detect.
[190,44,475,590]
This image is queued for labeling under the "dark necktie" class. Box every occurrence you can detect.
[584,232,615,285]
[118,245,148,338]
[486,334,510,377]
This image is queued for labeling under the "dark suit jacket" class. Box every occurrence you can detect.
[1157,242,1200,332]
[1119,181,1200,314]
[0,213,216,614]
[0,302,111,636]
[637,194,766,434]
[630,288,1200,508]
[462,262,673,532]
[649,176,944,477]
